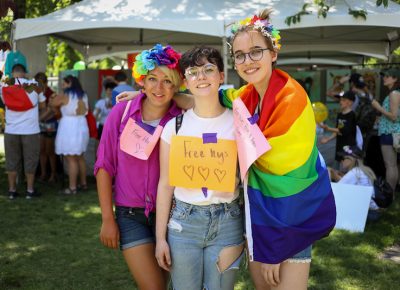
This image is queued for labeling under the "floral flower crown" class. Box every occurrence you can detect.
[230,15,281,51]
[132,44,182,84]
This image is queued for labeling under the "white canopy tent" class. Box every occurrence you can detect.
[12,0,400,76]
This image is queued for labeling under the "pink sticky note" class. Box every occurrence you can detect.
[120,118,163,160]
[233,98,271,180]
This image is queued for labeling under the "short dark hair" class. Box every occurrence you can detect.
[34,72,48,83]
[104,81,117,90]
[12,63,27,73]
[179,46,224,74]
[114,71,128,82]
[349,73,366,89]
[1,41,11,51]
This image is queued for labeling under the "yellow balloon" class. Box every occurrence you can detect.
[312,102,329,123]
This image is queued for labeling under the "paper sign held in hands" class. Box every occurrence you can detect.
[120,118,163,160]
[233,98,271,180]
[169,135,237,192]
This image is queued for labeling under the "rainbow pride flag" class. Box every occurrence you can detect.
[220,69,336,263]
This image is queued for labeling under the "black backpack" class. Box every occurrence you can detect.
[373,177,394,208]
[355,97,378,136]
[175,114,183,134]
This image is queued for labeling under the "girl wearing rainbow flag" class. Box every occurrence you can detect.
[220,8,336,289]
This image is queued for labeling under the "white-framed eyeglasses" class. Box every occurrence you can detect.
[233,48,270,64]
[184,63,219,80]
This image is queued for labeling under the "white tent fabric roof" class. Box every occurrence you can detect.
[13,0,400,67]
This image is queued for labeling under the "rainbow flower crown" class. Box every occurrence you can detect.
[230,15,281,51]
[132,44,182,83]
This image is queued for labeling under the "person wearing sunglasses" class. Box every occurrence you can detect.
[94,44,183,290]
[371,68,400,196]
[155,46,244,290]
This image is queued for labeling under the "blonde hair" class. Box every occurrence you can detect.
[357,160,377,182]
[349,157,377,182]
[145,65,182,91]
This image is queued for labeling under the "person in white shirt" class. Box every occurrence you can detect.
[0,64,46,199]
[93,81,116,140]
[330,145,379,210]
[155,46,244,290]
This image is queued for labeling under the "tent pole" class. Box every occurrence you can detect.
[222,22,228,84]
[11,21,17,51]
[84,44,90,66]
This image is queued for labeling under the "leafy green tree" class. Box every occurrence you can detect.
[286,0,400,25]
[1,0,82,76]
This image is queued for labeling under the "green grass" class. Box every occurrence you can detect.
[0,153,399,289]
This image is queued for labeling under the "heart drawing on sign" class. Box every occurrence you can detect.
[198,166,210,181]
[183,165,195,180]
[214,169,226,183]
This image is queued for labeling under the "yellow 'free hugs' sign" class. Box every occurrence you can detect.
[169,135,237,192]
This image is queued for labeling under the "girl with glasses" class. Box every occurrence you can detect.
[155,46,244,290]
[219,9,336,289]
[94,44,183,290]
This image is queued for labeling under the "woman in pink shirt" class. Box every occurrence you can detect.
[94,44,183,290]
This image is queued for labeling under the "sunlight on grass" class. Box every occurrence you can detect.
[1,171,399,289]
[2,243,45,261]
[63,204,101,218]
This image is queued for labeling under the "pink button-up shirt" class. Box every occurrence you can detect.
[94,93,181,216]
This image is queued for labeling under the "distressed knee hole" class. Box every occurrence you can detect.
[216,243,245,273]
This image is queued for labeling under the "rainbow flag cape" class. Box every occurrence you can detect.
[220,69,336,263]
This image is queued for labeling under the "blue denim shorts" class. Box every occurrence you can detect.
[380,134,393,145]
[115,206,155,251]
[286,245,312,263]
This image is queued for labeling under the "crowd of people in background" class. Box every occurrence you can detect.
[0,50,134,198]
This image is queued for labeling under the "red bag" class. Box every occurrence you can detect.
[2,85,34,111]
[86,110,98,139]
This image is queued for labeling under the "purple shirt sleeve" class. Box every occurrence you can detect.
[94,102,127,177]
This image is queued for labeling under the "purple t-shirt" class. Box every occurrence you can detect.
[94,93,181,215]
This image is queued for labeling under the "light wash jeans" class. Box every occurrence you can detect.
[168,198,244,290]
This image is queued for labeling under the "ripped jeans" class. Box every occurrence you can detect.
[168,198,244,290]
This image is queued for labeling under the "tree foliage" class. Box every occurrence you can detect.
[1,0,83,76]
[286,0,400,26]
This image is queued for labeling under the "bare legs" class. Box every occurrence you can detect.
[250,261,310,290]
[39,136,57,181]
[65,154,86,190]
[123,243,168,290]
[381,144,398,196]
[7,172,35,192]
[78,155,87,187]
